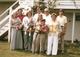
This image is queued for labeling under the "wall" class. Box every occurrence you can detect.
[64,12,80,41]
[74,13,80,41]
[64,12,73,41]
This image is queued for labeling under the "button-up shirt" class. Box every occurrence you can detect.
[56,15,67,27]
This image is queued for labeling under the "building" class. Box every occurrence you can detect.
[34,0,80,42]
[0,0,80,43]
[52,0,80,43]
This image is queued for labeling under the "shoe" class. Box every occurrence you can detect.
[61,50,64,54]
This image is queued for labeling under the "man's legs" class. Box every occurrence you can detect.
[60,35,64,53]
[40,34,46,53]
[35,34,40,53]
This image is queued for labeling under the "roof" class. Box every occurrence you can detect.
[43,0,80,9]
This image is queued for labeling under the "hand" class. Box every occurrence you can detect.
[59,32,65,37]
[19,25,22,29]
[16,26,19,30]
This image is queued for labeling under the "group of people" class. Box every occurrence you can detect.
[10,6,67,56]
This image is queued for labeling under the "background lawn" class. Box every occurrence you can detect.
[0,40,80,57]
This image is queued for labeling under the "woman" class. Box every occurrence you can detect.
[10,13,23,50]
[16,8,25,49]
[22,10,34,51]
[47,13,60,55]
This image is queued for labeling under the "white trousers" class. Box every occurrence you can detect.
[47,32,59,55]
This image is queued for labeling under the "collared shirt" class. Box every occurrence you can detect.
[56,15,67,27]
[43,14,52,25]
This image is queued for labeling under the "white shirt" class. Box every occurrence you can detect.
[22,16,33,31]
[33,13,43,23]
[56,15,67,27]
[43,14,52,25]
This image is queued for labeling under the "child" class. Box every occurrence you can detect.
[35,19,49,54]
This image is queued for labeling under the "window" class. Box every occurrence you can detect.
[76,14,80,21]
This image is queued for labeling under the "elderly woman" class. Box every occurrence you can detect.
[47,13,60,55]
[10,13,23,50]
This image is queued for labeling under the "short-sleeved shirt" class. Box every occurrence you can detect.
[43,14,52,25]
[56,15,67,27]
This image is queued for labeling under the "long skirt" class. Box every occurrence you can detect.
[10,28,23,50]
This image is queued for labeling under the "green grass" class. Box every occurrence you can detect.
[0,41,80,57]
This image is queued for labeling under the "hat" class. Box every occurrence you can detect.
[51,13,57,16]
[44,8,49,11]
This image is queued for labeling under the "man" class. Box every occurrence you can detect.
[32,7,43,53]
[43,8,52,51]
[43,8,52,25]
[56,9,67,53]
[32,14,43,53]
[33,6,43,23]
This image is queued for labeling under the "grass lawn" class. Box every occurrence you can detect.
[0,40,80,57]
